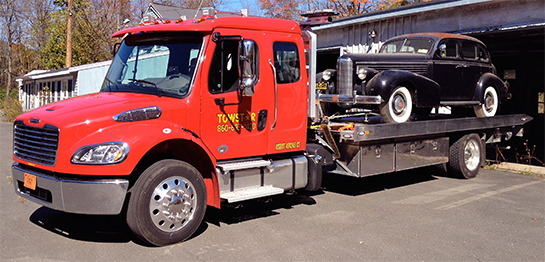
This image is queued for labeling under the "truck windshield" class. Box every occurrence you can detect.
[101,32,204,98]
[380,38,434,54]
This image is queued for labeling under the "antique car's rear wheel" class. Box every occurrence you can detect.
[127,159,207,246]
[380,86,413,123]
[474,86,499,117]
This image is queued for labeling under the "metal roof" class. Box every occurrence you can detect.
[312,0,499,31]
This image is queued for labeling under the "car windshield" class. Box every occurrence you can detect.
[380,38,434,54]
[101,32,204,98]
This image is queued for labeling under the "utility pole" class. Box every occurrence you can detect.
[66,0,73,68]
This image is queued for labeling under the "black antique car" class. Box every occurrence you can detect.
[317,33,510,123]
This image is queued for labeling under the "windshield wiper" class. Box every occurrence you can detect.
[128,79,162,97]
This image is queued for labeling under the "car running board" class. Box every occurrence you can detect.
[440,101,480,106]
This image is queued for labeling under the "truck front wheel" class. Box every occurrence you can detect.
[127,159,207,246]
[448,134,483,179]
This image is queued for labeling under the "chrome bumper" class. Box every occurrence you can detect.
[12,163,129,215]
[318,94,383,104]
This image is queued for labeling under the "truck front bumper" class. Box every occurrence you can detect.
[12,163,129,215]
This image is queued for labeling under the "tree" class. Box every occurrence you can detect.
[258,0,302,20]
[0,0,24,104]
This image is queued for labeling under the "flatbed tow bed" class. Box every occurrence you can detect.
[310,114,532,178]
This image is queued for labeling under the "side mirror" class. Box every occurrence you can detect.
[437,44,447,57]
[112,42,122,57]
[239,40,259,96]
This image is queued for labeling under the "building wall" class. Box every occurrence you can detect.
[313,0,545,52]
[77,62,111,96]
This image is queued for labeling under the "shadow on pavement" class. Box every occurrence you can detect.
[27,166,443,245]
[321,166,441,196]
[29,207,133,243]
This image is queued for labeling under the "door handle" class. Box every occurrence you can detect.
[456,64,469,69]
[268,59,277,131]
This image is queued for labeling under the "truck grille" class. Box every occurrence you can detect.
[358,62,428,76]
[13,121,59,166]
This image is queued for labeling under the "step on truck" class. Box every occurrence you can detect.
[12,8,532,246]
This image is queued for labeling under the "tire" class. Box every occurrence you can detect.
[474,86,499,117]
[380,86,413,123]
[448,134,483,179]
[127,159,207,246]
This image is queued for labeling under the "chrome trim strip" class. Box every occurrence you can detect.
[318,94,383,104]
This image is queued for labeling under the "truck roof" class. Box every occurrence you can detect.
[112,16,302,37]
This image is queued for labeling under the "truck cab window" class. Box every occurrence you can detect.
[209,39,240,93]
[101,32,203,98]
[273,42,300,84]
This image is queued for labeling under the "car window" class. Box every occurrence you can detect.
[461,41,478,60]
[380,38,433,54]
[478,46,490,62]
[439,40,458,58]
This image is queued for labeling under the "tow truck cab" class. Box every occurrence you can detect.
[12,14,311,246]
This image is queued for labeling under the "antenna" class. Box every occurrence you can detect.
[193,0,206,22]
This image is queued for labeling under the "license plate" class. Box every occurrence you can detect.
[24,173,37,190]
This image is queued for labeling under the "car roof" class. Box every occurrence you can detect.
[387,32,485,45]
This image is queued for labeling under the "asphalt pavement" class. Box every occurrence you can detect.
[1,119,544,261]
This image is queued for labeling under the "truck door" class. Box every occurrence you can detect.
[200,30,272,160]
[266,40,307,154]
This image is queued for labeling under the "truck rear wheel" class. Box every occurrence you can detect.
[448,134,483,179]
[127,159,207,246]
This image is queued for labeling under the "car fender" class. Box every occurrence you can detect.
[366,70,440,107]
[475,72,509,103]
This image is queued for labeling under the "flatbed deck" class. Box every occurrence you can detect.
[323,114,532,142]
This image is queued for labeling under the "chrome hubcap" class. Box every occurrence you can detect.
[464,140,480,171]
[484,91,495,112]
[149,177,196,232]
[393,93,406,115]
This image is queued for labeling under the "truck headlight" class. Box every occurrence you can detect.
[357,66,368,80]
[72,142,129,165]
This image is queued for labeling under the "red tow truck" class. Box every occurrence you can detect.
[12,9,532,246]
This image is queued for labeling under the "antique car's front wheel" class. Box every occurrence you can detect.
[474,86,499,117]
[380,86,413,123]
[127,159,207,246]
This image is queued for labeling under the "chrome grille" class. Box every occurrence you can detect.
[337,57,353,95]
[13,121,59,166]
[358,62,428,76]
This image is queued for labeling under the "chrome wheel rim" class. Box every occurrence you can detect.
[149,176,196,232]
[464,140,480,171]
